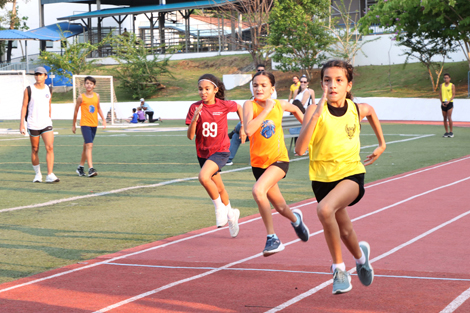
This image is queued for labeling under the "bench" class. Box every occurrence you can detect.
[282,115,303,154]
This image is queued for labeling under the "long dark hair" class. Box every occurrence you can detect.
[198,74,226,100]
[320,60,354,100]
[252,71,276,87]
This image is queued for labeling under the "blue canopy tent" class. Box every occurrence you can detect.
[0,23,86,73]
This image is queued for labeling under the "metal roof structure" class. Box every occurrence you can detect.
[58,0,238,21]
[0,23,86,41]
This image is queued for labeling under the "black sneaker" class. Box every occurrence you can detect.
[448,132,454,138]
[88,168,98,177]
[443,132,449,138]
[263,236,284,256]
[291,209,310,242]
[76,166,85,177]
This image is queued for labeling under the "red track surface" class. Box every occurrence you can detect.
[1,157,470,313]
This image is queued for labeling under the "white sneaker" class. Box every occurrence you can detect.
[45,173,60,183]
[33,173,42,183]
[228,208,240,238]
[215,206,228,228]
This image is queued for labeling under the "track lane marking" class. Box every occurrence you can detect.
[91,176,470,312]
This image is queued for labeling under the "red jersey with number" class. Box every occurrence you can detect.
[186,98,238,158]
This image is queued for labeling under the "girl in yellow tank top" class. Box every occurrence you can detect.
[243,71,310,256]
[439,73,455,137]
[296,60,386,294]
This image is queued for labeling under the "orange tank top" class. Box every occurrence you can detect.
[80,92,99,127]
[249,99,289,168]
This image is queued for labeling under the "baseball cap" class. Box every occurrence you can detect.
[34,67,48,74]
[140,98,144,101]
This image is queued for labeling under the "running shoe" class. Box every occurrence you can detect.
[45,173,60,183]
[33,173,42,183]
[88,168,98,177]
[263,236,285,256]
[443,132,449,137]
[448,132,454,138]
[332,268,352,294]
[291,209,309,242]
[226,161,233,166]
[356,241,374,286]
[215,206,228,228]
[76,166,85,177]
[228,208,240,238]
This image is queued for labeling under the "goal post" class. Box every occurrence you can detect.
[72,75,118,125]
[0,70,29,120]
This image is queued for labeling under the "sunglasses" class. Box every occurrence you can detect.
[257,69,265,72]
[34,73,45,76]
[300,81,308,83]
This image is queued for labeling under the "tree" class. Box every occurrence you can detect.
[219,0,275,66]
[39,35,110,83]
[110,34,174,100]
[400,36,456,91]
[359,0,470,70]
[268,0,332,78]
[326,0,379,64]
[0,0,29,63]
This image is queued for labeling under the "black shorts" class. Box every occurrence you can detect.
[28,126,53,137]
[252,161,289,181]
[198,152,230,175]
[312,173,365,206]
[441,102,454,111]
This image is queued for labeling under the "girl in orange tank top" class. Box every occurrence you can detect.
[243,71,309,256]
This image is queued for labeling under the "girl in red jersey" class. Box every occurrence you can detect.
[243,71,309,256]
[186,74,246,238]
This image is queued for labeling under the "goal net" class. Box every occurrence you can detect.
[73,75,119,125]
[0,70,35,120]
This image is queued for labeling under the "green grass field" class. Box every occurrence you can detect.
[0,120,469,284]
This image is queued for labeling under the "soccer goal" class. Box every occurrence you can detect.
[72,75,118,125]
[0,70,33,120]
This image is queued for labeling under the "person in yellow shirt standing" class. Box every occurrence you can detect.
[296,60,386,295]
[439,73,455,138]
[288,75,300,103]
[72,76,107,177]
[244,71,309,256]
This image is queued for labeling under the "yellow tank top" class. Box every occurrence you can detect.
[441,83,453,102]
[80,93,99,127]
[250,99,289,168]
[309,99,365,182]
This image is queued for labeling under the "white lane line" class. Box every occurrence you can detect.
[265,207,470,313]
[440,287,470,313]
[92,176,470,312]
[0,158,469,294]
[106,263,470,282]
[0,135,446,213]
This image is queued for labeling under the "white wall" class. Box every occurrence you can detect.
[7,98,463,122]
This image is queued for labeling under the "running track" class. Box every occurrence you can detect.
[1,157,470,313]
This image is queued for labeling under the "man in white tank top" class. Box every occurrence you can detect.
[19,67,60,183]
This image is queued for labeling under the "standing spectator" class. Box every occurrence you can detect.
[140,98,161,123]
[19,66,60,183]
[288,75,300,103]
[439,73,455,138]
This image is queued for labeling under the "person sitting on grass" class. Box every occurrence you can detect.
[137,107,146,123]
[126,108,138,123]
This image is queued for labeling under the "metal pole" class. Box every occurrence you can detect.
[25,40,28,73]
[468,71,470,98]
[111,77,115,125]
[197,29,200,53]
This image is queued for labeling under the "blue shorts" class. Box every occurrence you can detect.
[28,126,53,137]
[81,126,97,144]
[197,152,230,174]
